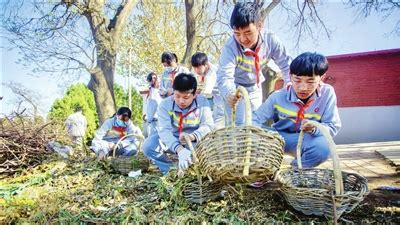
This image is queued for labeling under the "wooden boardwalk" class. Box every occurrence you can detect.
[281,141,400,189]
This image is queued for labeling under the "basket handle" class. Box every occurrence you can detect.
[184,134,197,163]
[296,121,344,195]
[184,134,204,202]
[177,133,198,177]
[231,86,252,177]
[230,86,252,126]
[112,133,144,158]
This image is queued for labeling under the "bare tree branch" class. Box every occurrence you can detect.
[347,0,400,35]
[110,0,137,40]
[261,0,281,21]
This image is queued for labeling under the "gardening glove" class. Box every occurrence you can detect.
[108,142,115,150]
[176,145,192,171]
[179,132,196,145]
[97,150,107,161]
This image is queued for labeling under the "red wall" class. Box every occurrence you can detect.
[325,49,400,107]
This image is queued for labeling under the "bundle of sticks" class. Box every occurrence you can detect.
[0,112,67,177]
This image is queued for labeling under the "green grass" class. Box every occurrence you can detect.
[0,157,398,224]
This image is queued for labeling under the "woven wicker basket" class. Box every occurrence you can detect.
[183,176,223,204]
[196,86,284,184]
[277,121,369,219]
[110,134,150,175]
[178,135,223,204]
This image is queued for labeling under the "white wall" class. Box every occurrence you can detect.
[334,106,400,144]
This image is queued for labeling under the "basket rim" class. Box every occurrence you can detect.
[112,133,144,158]
[295,121,344,195]
[277,169,369,203]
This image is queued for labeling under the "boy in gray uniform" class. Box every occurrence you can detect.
[191,52,225,129]
[217,2,291,125]
[253,52,341,168]
[143,73,213,175]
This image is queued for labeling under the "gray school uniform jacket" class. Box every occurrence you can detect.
[157,95,214,153]
[159,66,190,97]
[91,117,143,155]
[252,83,341,137]
[217,30,291,99]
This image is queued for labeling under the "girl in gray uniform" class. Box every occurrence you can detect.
[91,107,143,160]
[159,52,189,98]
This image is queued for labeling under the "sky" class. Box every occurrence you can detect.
[1,1,399,117]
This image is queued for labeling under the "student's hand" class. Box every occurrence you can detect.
[176,146,192,171]
[108,142,116,149]
[227,92,241,108]
[301,120,316,133]
[97,151,107,161]
[167,88,173,96]
[179,132,196,145]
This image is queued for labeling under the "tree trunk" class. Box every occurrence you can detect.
[88,51,117,123]
[260,0,282,100]
[261,66,282,102]
[181,0,196,67]
[82,0,136,123]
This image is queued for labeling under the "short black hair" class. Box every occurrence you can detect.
[191,52,208,67]
[230,2,261,29]
[290,52,328,77]
[146,72,156,82]
[116,107,132,119]
[172,73,197,95]
[74,105,82,112]
[161,51,178,65]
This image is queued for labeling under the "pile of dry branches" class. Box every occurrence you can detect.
[0,112,68,178]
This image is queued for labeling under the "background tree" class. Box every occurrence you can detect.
[347,0,400,35]
[117,0,187,78]
[117,0,230,78]
[1,0,137,123]
[48,83,99,142]
[2,82,42,119]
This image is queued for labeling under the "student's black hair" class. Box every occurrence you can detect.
[191,52,208,67]
[230,2,262,29]
[161,51,178,65]
[116,107,132,119]
[290,52,329,77]
[172,73,197,95]
[146,72,156,83]
[74,105,82,112]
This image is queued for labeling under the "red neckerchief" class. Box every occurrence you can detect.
[243,47,261,87]
[112,126,126,138]
[178,109,197,134]
[293,100,314,131]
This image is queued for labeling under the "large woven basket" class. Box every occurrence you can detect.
[183,176,223,204]
[110,134,150,175]
[277,121,369,219]
[179,135,223,204]
[196,86,284,184]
